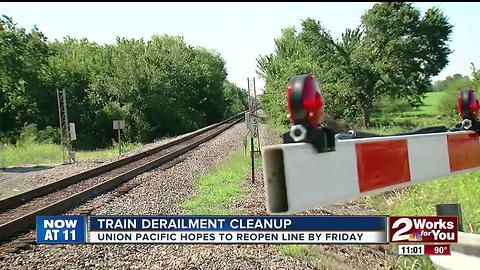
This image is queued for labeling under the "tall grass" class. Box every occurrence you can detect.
[0,142,141,168]
[0,143,63,167]
[367,171,480,234]
[278,245,325,268]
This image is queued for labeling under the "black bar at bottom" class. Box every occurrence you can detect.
[436,203,464,232]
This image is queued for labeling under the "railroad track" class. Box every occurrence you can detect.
[0,112,244,243]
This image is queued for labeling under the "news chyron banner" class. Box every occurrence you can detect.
[35,215,458,245]
[37,216,386,244]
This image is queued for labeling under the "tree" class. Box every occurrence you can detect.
[257,27,320,127]
[358,2,453,125]
[432,74,469,92]
[0,16,51,142]
[470,63,480,90]
[436,68,477,116]
[432,74,466,92]
[1,16,238,149]
[223,81,248,116]
[257,2,453,127]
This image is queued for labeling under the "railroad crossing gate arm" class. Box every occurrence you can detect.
[262,130,480,215]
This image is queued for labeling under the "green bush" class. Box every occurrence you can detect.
[13,124,61,146]
[373,96,413,114]
[37,126,60,144]
[17,123,38,146]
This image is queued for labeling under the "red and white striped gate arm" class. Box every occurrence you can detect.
[262,130,480,215]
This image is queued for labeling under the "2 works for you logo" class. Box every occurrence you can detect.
[389,216,458,243]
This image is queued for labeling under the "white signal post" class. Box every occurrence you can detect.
[69,123,76,141]
[113,120,125,156]
[68,122,77,162]
[262,129,480,214]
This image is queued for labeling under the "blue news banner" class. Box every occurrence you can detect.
[36,216,388,244]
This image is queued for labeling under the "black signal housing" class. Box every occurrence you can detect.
[282,74,335,153]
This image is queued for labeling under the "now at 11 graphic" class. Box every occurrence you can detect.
[36,216,86,244]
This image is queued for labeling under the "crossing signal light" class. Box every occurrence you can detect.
[458,89,479,120]
[283,74,334,153]
[287,74,324,128]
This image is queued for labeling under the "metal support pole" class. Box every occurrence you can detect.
[250,137,255,183]
[118,128,121,156]
[247,77,259,183]
[57,89,72,164]
[244,137,247,155]
[62,89,71,162]
[252,77,261,152]
[56,89,65,163]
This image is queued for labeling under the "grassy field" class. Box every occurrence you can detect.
[76,143,140,161]
[367,92,455,135]
[0,143,64,168]
[0,142,140,168]
[408,91,445,115]
[366,171,480,233]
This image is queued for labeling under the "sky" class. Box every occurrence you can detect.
[2,2,480,92]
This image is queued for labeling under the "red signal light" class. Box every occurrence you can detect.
[287,74,324,127]
[302,76,324,126]
[458,89,479,120]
